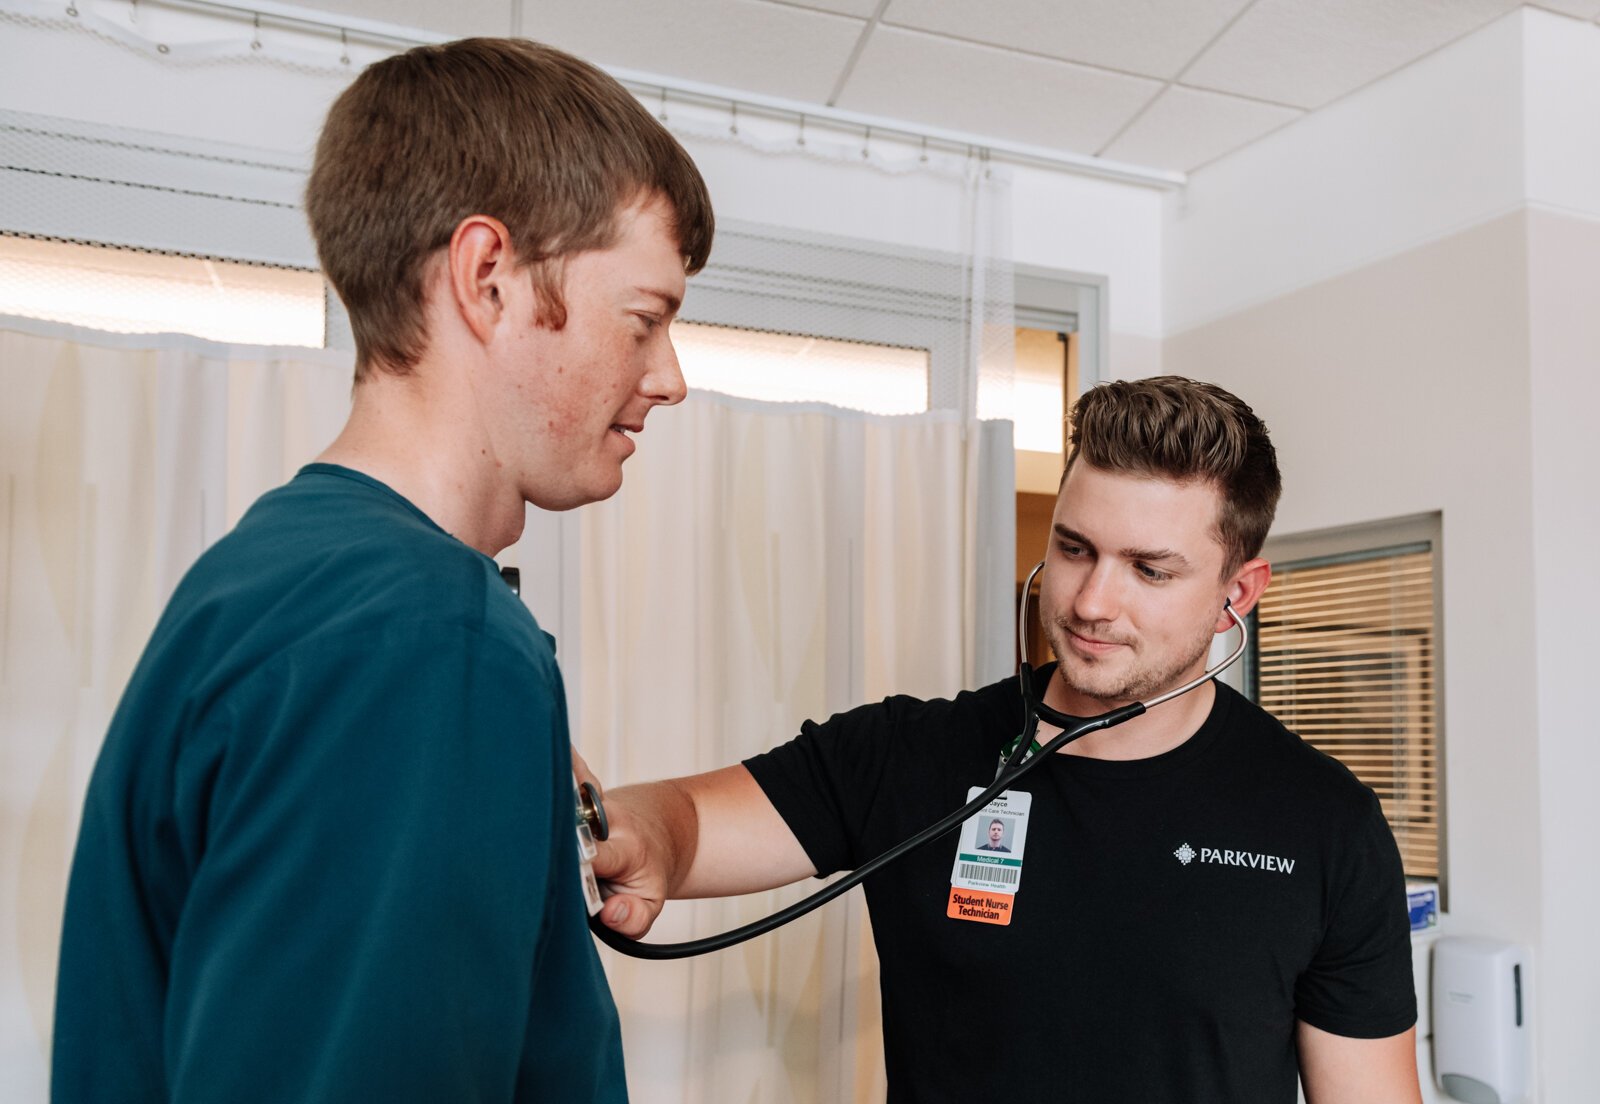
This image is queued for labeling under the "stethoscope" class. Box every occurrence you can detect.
[584,559,1249,960]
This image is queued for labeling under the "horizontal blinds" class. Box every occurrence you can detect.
[1255,550,1438,878]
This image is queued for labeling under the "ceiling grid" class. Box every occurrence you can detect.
[76,0,1600,175]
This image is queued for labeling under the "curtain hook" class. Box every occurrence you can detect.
[251,13,262,51]
[861,125,871,160]
[339,27,351,66]
[797,113,806,148]
[729,101,739,137]
[919,134,928,164]
[658,87,668,123]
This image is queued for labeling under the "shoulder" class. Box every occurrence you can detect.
[881,675,1021,730]
[199,467,547,656]
[1215,685,1381,822]
[137,469,554,737]
[804,675,1020,748]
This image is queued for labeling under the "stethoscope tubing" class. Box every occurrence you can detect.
[589,561,1248,961]
[588,698,1146,960]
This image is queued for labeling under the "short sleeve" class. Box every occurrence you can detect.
[1294,792,1419,1038]
[743,698,906,876]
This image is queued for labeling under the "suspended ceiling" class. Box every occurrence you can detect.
[251,0,1600,173]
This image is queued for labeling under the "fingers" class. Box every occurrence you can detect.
[597,892,662,939]
[569,749,657,938]
[571,744,603,796]
[590,834,628,882]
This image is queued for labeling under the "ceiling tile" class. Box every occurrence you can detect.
[1184,0,1521,109]
[881,0,1251,78]
[754,0,883,17]
[1100,85,1302,171]
[1526,0,1600,17]
[835,26,1161,153]
[295,0,516,38]
[520,0,866,102]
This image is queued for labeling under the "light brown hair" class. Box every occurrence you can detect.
[1063,376,1281,574]
[305,37,714,380]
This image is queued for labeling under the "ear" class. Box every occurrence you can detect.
[446,215,515,346]
[1215,557,1271,633]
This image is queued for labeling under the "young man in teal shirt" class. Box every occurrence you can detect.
[52,37,713,1103]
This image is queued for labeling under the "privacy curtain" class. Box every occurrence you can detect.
[0,319,352,1101]
[575,396,994,1102]
[1,319,1007,1103]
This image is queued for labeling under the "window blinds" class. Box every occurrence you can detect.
[1253,546,1439,878]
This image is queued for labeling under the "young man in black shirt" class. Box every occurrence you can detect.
[593,376,1420,1102]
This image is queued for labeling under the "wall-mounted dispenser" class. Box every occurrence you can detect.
[1432,936,1529,1104]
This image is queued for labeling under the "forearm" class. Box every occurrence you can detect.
[614,765,817,896]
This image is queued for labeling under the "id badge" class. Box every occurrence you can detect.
[574,779,604,917]
[947,787,1031,926]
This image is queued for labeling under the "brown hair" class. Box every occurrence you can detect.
[1063,376,1281,573]
[305,37,714,379]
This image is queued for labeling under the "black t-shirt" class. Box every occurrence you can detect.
[745,671,1416,1103]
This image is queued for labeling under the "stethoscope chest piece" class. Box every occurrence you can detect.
[577,780,609,842]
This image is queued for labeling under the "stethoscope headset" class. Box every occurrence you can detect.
[582,559,1249,960]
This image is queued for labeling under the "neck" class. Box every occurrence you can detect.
[1037,664,1216,761]
[317,362,525,556]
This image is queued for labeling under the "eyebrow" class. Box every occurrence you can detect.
[633,286,682,314]
[1053,523,1194,571]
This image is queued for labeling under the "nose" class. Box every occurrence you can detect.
[1071,563,1121,626]
[645,335,687,407]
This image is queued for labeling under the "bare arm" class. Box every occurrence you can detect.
[585,763,817,938]
[1297,1022,1422,1104]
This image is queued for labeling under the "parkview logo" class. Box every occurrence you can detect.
[1173,841,1296,874]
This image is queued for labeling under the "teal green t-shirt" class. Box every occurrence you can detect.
[53,464,625,1102]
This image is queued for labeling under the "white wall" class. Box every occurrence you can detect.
[1521,21,1600,1098]
[1525,209,1600,1104]
[1523,15,1600,219]
[1163,9,1527,336]
[0,11,345,157]
[1011,162,1164,380]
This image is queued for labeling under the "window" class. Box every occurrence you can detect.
[0,235,325,347]
[673,321,929,414]
[1011,265,1100,667]
[1248,517,1444,890]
